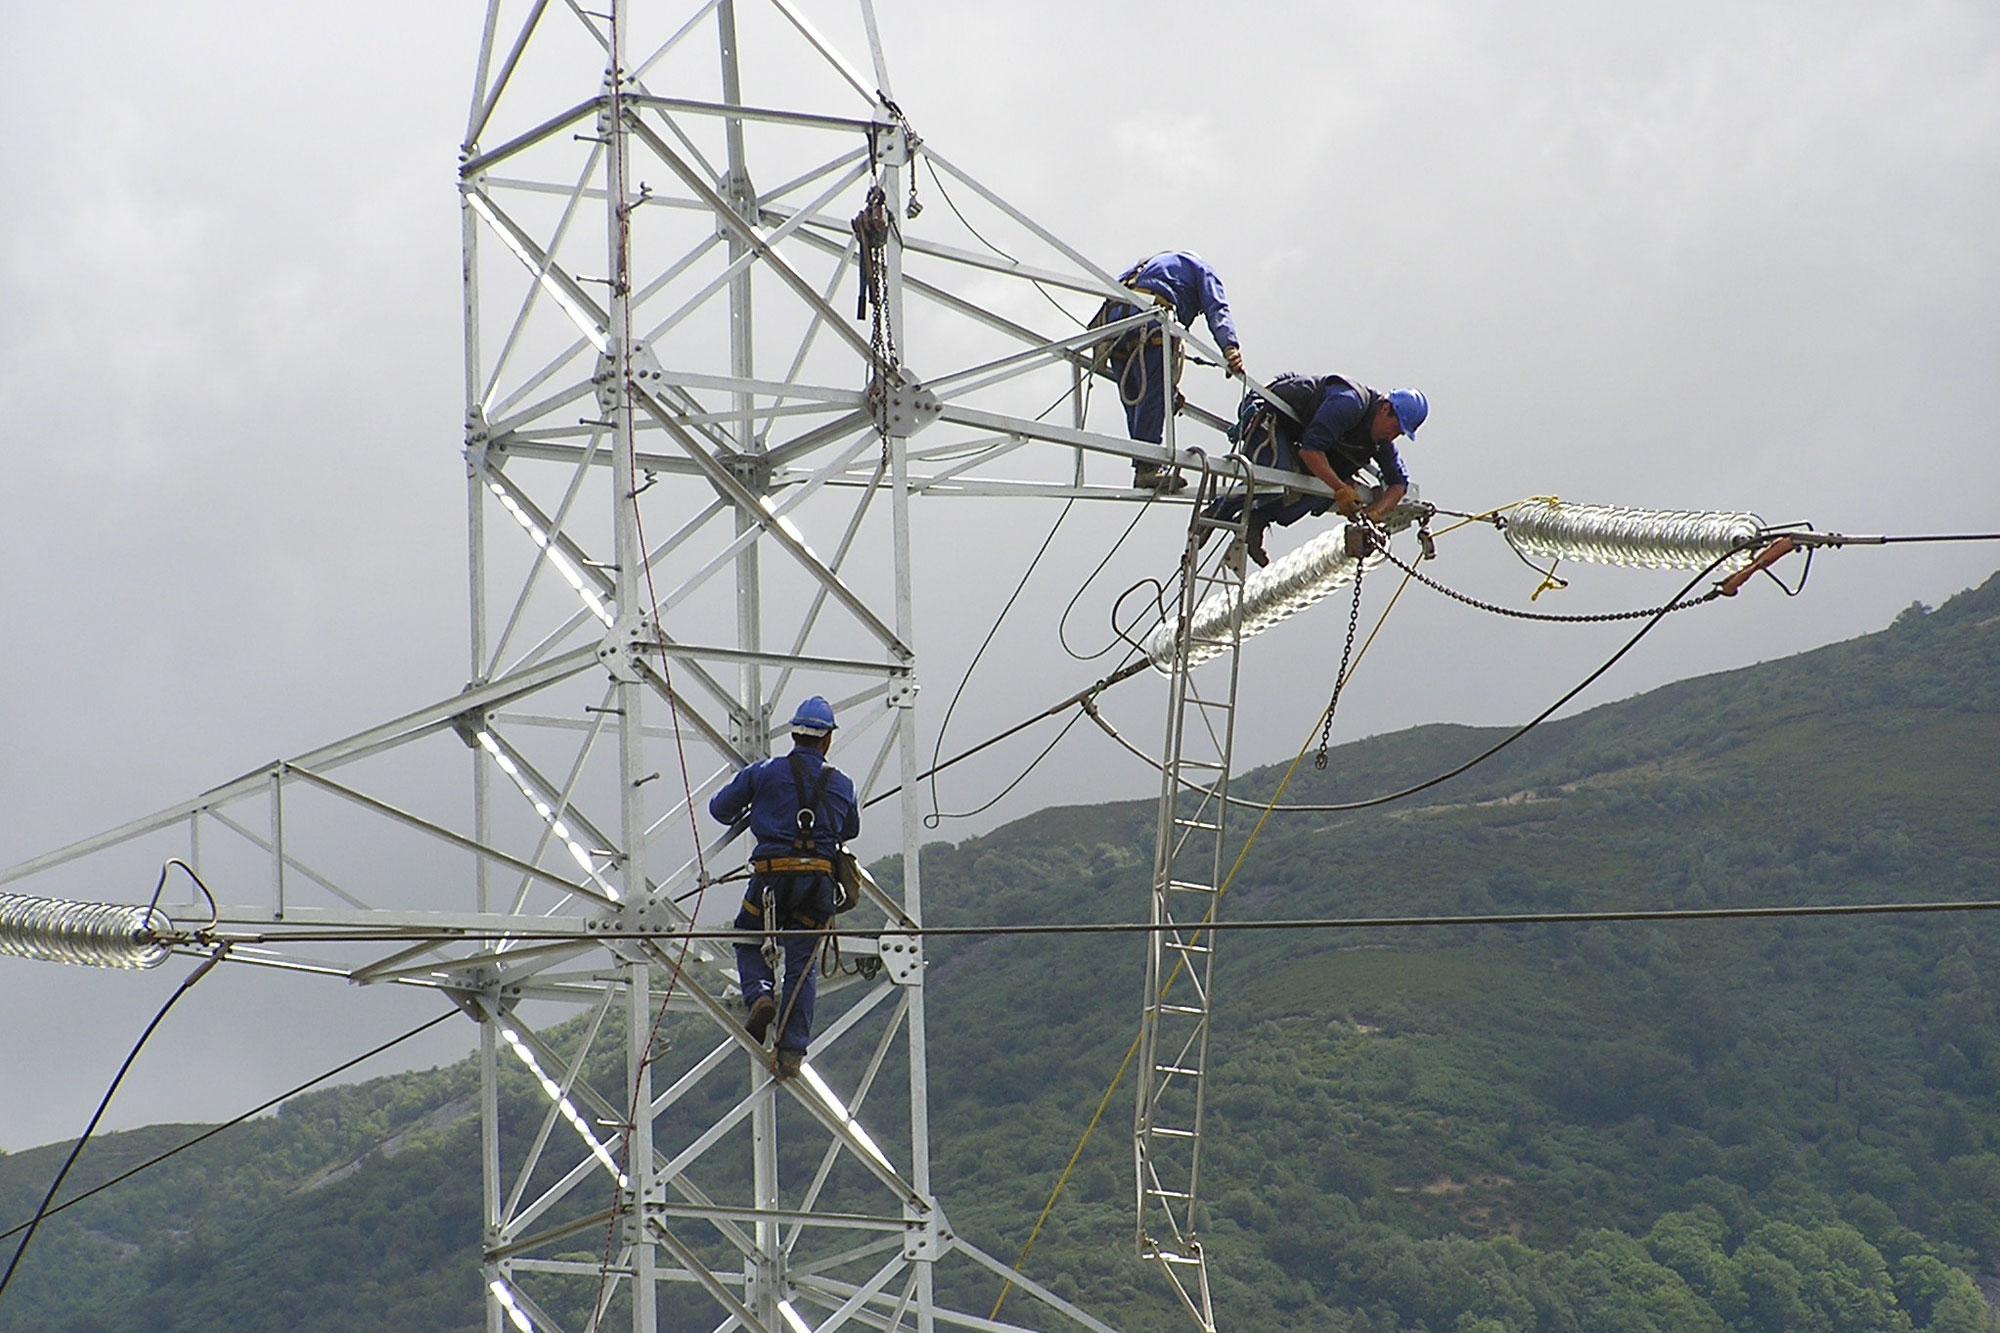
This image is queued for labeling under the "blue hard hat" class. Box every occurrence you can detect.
[788,696,837,736]
[1388,388,1428,437]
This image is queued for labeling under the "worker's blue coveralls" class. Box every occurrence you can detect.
[711,745,860,1055]
[1210,374,1411,530]
[1097,252,1241,445]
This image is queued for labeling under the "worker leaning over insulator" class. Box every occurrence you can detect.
[1203,373,1429,566]
[1087,250,1245,493]
[710,696,860,1082]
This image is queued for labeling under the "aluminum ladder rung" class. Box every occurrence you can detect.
[1140,494,1241,1326]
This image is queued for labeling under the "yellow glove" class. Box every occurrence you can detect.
[1223,346,1244,377]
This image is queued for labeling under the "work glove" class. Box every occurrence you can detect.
[1223,346,1244,377]
[1332,484,1364,517]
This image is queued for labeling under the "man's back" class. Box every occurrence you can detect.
[710,747,859,858]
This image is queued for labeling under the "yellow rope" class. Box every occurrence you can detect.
[990,560,1417,1318]
[1431,493,1552,540]
[988,1030,1146,1319]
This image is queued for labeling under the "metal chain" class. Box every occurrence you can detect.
[852,183,895,437]
[1314,562,1365,769]
[1376,545,1725,623]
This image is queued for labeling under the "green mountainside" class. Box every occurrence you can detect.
[3,573,1998,1332]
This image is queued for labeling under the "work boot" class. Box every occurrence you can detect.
[1132,463,1188,494]
[745,994,777,1044]
[1245,518,1270,568]
[775,1048,804,1081]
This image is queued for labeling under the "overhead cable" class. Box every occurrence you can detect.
[0,1008,458,1246]
[177,893,2000,951]
[928,498,1075,825]
[1099,548,1739,814]
[0,945,227,1302]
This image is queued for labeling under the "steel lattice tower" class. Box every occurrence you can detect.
[0,1,1324,1328]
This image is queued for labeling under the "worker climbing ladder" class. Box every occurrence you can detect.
[1135,463,1255,1333]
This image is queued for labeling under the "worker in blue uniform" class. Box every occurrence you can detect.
[710,696,860,1081]
[1091,251,1245,492]
[1208,374,1427,565]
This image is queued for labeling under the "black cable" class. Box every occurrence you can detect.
[202,893,2000,947]
[1805,531,2000,546]
[834,519,1993,818]
[873,702,1062,810]
[0,945,227,1302]
[866,649,1153,812]
[921,156,1087,330]
[927,706,1088,824]
[1166,548,1741,815]
[1249,519,2000,812]
[891,526,1731,823]
[927,498,1075,826]
[1058,507,1155,662]
[1107,577,1171,659]
[0,1008,457,1246]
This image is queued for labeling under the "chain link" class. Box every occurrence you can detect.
[852,183,896,437]
[1377,545,1725,623]
[1314,561,1365,770]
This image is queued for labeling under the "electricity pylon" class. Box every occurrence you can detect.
[0,2,1328,1329]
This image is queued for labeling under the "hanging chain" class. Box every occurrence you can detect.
[851,182,895,437]
[1376,545,1725,622]
[1314,561,1366,769]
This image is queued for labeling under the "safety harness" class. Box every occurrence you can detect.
[751,753,837,970]
[1229,374,1391,480]
[1087,262,1187,409]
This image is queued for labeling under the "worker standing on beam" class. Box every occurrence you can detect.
[711,696,859,1081]
[1208,373,1428,565]
[1090,251,1245,493]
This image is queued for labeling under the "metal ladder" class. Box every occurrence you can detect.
[1134,459,1253,1333]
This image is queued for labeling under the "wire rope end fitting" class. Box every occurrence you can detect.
[1717,535,1800,597]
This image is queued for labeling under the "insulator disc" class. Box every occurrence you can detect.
[0,892,170,969]
[1145,522,1382,671]
[1503,500,1764,571]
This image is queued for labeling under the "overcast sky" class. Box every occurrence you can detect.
[0,0,1994,1154]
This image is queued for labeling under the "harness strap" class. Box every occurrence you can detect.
[787,752,835,854]
[752,856,835,875]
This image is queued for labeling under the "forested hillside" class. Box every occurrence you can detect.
[3,573,1997,1332]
